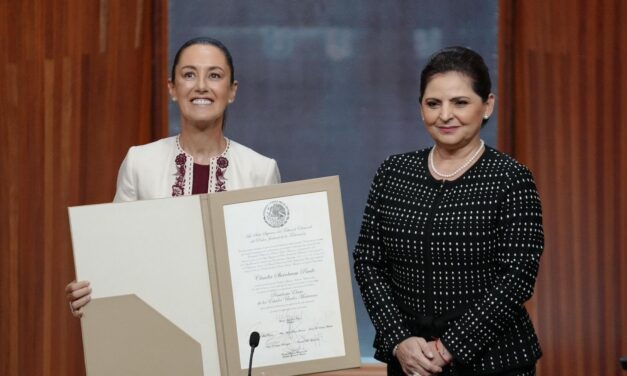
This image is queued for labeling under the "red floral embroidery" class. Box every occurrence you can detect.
[215,156,229,192]
[172,152,187,197]
[217,156,229,169]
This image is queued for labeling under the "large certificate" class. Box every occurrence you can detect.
[210,177,360,375]
[69,176,360,376]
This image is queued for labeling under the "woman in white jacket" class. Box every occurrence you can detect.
[66,37,280,317]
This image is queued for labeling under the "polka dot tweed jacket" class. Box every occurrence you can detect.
[354,146,543,374]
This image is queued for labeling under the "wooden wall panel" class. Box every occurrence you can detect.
[499,0,626,375]
[0,1,168,375]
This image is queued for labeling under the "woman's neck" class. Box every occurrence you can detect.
[429,138,485,180]
[179,123,226,165]
[434,138,483,161]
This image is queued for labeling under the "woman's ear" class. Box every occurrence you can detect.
[228,80,239,103]
[484,93,496,118]
[168,79,176,101]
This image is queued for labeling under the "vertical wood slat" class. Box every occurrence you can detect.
[498,0,626,375]
[0,1,169,375]
[620,0,627,361]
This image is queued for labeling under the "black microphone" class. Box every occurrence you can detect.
[248,331,260,376]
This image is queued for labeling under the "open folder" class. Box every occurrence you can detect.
[69,176,360,376]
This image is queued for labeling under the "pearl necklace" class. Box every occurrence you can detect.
[429,140,485,179]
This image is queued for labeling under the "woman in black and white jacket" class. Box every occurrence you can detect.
[354,46,543,376]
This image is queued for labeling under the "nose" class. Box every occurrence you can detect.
[195,76,208,92]
[439,103,453,122]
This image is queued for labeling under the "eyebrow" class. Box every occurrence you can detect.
[179,65,226,71]
[424,96,473,101]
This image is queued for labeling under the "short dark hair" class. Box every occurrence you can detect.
[419,46,491,103]
[170,37,235,84]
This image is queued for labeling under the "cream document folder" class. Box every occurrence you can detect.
[70,195,217,376]
[69,176,360,376]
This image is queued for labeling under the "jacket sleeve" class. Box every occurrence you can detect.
[113,147,139,203]
[440,167,544,365]
[264,158,281,185]
[353,161,413,362]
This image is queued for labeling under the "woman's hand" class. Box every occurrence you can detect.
[427,340,449,368]
[65,280,91,318]
[395,337,443,376]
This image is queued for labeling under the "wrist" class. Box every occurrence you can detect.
[392,343,400,358]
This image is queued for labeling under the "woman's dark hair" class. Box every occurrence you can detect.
[419,47,492,125]
[170,37,235,84]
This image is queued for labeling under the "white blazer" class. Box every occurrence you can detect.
[114,136,280,202]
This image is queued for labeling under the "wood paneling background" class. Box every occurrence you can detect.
[2,1,625,375]
[499,0,626,375]
[0,0,168,375]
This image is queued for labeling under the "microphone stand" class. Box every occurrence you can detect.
[248,331,260,376]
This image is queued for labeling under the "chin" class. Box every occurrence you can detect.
[190,118,223,129]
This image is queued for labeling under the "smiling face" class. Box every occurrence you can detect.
[420,71,494,150]
[168,44,238,130]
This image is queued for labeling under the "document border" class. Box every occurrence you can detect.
[206,176,360,375]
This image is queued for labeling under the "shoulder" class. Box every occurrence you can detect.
[228,139,277,166]
[376,148,430,174]
[481,146,535,179]
[478,147,539,196]
[126,136,176,158]
[123,136,177,169]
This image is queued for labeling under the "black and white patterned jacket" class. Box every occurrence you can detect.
[354,146,543,374]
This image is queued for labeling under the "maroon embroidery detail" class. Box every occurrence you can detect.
[172,152,187,197]
[215,156,229,192]
[217,156,229,169]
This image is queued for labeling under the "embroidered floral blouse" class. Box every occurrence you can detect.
[114,135,280,202]
[171,136,232,196]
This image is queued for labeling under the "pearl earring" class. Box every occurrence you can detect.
[483,114,489,120]
[172,97,177,102]
[228,99,233,103]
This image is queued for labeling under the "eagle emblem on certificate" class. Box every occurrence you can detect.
[263,200,289,228]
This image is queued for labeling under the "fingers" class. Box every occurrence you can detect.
[426,341,448,367]
[69,292,91,318]
[66,280,92,318]
[416,338,443,373]
[397,337,443,375]
[65,280,90,294]
[71,293,91,309]
[69,302,83,318]
[65,281,91,302]
[416,337,434,359]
